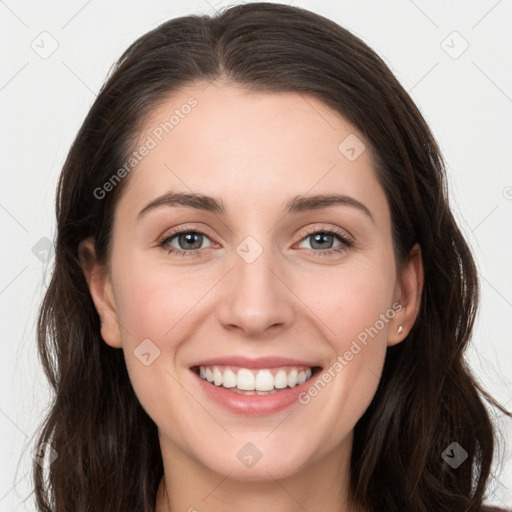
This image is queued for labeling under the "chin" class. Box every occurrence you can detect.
[194,439,315,481]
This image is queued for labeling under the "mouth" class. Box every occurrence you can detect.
[191,364,323,395]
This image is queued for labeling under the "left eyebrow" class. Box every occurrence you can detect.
[284,193,374,223]
[136,191,374,223]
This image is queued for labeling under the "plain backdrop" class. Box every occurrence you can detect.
[1,0,511,509]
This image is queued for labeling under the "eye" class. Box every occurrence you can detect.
[158,227,213,257]
[158,225,354,259]
[296,227,354,257]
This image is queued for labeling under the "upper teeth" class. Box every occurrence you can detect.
[198,366,313,391]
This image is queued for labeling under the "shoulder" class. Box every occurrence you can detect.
[481,507,511,512]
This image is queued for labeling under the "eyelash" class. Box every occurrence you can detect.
[157,226,354,258]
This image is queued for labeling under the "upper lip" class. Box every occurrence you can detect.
[189,356,322,369]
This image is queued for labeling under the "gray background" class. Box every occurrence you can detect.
[1,0,511,509]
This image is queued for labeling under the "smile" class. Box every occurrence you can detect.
[195,365,318,395]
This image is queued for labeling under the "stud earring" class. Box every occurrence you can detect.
[397,325,404,335]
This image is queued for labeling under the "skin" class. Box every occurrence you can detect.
[80,81,423,512]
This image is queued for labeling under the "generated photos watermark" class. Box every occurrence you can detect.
[93,97,198,200]
[298,301,403,405]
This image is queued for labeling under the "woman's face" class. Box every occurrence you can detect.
[83,82,422,482]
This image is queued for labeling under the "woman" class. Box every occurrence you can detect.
[33,2,511,511]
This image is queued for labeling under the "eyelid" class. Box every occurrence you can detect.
[295,224,354,244]
[159,223,214,241]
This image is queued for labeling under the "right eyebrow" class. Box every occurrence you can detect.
[137,192,225,221]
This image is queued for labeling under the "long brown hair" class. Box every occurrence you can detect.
[32,3,511,511]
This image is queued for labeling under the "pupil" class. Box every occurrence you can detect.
[180,233,201,250]
[312,233,332,249]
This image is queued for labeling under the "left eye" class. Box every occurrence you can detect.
[297,231,345,251]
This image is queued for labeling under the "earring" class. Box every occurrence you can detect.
[397,325,404,335]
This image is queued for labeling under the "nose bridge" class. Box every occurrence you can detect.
[235,234,277,290]
[216,232,294,336]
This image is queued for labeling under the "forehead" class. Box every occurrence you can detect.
[115,82,389,224]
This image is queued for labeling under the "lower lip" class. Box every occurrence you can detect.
[192,369,320,416]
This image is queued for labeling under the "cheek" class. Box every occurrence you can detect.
[304,257,396,346]
[112,258,205,344]
[112,274,196,437]
[109,257,197,401]
[292,259,395,434]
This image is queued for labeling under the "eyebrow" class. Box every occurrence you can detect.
[137,191,374,222]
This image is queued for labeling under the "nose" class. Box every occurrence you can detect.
[216,239,295,339]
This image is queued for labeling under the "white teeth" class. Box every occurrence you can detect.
[197,365,316,392]
[222,369,237,388]
[287,369,298,387]
[237,368,255,391]
[213,367,223,386]
[255,369,274,391]
[274,369,288,389]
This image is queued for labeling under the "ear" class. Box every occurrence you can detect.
[388,243,424,347]
[78,237,122,349]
